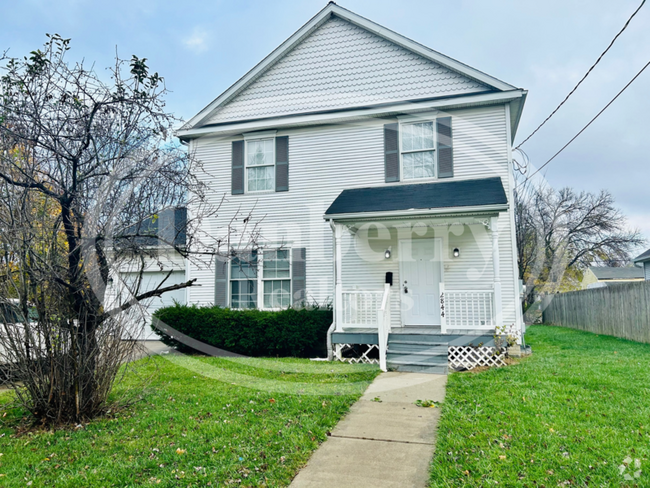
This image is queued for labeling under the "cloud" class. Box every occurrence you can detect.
[625,213,650,256]
[183,27,210,53]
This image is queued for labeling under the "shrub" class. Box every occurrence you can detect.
[151,305,333,357]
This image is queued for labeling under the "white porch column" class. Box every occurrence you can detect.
[491,216,503,327]
[333,222,344,332]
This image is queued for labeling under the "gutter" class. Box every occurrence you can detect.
[323,203,509,222]
[176,91,525,140]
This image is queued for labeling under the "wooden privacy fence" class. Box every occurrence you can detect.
[542,280,650,344]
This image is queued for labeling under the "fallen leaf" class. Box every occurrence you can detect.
[499,455,506,460]
[176,448,186,455]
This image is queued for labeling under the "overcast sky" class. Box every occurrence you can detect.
[2,0,649,253]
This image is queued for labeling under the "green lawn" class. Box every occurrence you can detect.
[0,354,378,487]
[430,325,650,487]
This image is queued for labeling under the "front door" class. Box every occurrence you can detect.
[399,238,442,326]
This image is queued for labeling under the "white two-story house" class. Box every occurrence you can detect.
[176,3,527,372]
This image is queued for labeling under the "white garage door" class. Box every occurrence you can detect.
[119,270,187,340]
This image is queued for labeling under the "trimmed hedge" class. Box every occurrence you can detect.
[151,304,333,357]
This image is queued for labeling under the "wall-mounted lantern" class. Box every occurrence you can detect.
[453,248,460,258]
[384,246,392,259]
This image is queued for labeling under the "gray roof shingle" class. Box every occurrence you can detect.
[634,248,650,263]
[589,266,644,280]
[325,177,507,216]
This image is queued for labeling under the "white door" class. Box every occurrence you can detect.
[118,270,187,340]
[399,238,442,326]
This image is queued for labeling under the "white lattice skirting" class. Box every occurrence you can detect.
[334,343,379,365]
[448,346,506,370]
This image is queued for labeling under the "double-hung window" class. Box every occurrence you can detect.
[230,252,258,309]
[401,121,436,180]
[246,139,275,192]
[262,250,291,309]
[230,249,291,310]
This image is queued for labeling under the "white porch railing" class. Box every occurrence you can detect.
[440,283,495,333]
[377,284,391,372]
[341,290,383,327]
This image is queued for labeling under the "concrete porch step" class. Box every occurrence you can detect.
[387,343,448,354]
[386,352,448,366]
[389,333,496,347]
[388,340,448,347]
[387,361,449,374]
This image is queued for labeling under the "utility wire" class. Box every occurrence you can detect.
[516,0,646,149]
[518,58,650,187]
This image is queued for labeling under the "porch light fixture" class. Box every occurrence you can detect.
[453,248,460,258]
[384,247,392,259]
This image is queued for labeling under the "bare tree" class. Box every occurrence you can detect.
[515,177,645,308]
[0,35,260,424]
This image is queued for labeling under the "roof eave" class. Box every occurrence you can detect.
[509,91,528,142]
[323,203,509,222]
[177,89,525,141]
[633,250,650,263]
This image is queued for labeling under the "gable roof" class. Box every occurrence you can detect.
[634,248,650,263]
[325,177,507,217]
[588,266,644,280]
[181,3,524,136]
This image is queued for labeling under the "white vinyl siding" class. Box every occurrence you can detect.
[188,104,519,328]
[205,17,487,124]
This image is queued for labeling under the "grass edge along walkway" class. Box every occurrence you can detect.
[429,325,650,487]
[0,354,379,487]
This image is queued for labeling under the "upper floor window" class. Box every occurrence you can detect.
[232,134,289,195]
[401,121,436,180]
[246,139,275,192]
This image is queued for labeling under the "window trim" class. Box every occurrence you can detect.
[228,248,292,311]
[398,119,439,182]
[229,250,259,310]
[244,137,276,194]
[260,249,292,311]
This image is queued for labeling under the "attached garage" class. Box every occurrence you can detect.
[118,269,187,340]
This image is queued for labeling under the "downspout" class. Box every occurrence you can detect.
[326,321,335,361]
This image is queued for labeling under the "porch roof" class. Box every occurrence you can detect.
[325,177,507,217]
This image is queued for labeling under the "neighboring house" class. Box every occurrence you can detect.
[581,266,645,290]
[633,248,650,280]
[176,3,527,372]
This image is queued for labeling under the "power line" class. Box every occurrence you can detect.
[518,58,650,186]
[516,0,646,149]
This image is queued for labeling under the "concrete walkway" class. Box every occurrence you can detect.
[290,372,447,488]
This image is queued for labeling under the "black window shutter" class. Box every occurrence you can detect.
[275,136,289,192]
[214,257,229,307]
[231,140,245,194]
[437,117,453,178]
[384,123,400,183]
[291,248,306,308]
